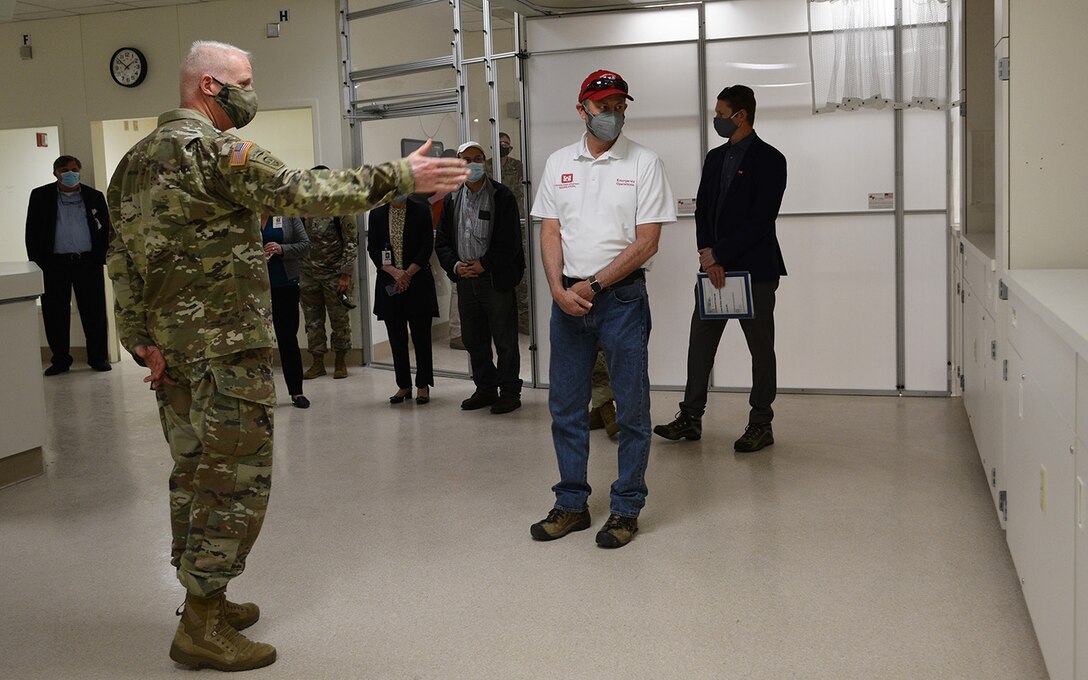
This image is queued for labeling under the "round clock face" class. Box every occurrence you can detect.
[110,47,147,88]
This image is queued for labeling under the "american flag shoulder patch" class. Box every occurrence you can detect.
[229,141,254,167]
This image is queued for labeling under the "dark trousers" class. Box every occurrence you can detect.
[385,315,434,389]
[41,257,109,367]
[457,276,521,395]
[680,280,779,425]
[270,285,304,397]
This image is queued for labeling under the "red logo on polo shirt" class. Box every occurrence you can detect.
[561,173,574,184]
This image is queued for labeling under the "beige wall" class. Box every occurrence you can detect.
[1007,0,1088,269]
[0,0,347,192]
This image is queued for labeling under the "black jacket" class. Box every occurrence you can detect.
[434,179,524,292]
[367,201,439,321]
[695,133,787,283]
[25,182,111,266]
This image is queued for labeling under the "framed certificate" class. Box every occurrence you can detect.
[697,271,754,319]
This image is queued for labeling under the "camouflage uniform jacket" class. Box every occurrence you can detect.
[107,107,414,367]
[300,214,358,278]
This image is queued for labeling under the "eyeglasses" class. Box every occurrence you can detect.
[580,76,628,98]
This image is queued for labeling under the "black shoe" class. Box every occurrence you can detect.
[461,389,498,410]
[291,395,311,409]
[89,360,112,372]
[595,514,639,548]
[653,411,701,441]
[490,393,521,414]
[530,508,591,541]
[389,388,411,404]
[415,388,430,405]
[734,423,773,452]
[43,364,70,376]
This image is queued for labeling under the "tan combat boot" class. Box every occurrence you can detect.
[224,598,260,631]
[333,351,349,379]
[303,354,326,379]
[169,592,277,671]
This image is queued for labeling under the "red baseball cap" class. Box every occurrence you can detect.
[578,70,634,102]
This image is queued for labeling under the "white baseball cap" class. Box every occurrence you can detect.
[457,141,485,155]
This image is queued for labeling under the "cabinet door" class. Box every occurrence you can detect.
[1005,343,1076,680]
[1077,435,1087,680]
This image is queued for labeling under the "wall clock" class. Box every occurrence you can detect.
[110,47,147,88]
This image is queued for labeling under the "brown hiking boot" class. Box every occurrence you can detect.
[599,401,619,439]
[530,508,591,541]
[169,592,276,671]
[653,411,702,441]
[734,423,773,452]
[333,351,349,379]
[595,513,638,548]
[303,355,326,379]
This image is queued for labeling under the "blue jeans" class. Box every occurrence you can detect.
[549,278,652,518]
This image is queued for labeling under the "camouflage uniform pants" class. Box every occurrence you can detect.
[156,348,276,598]
[591,348,614,409]
[516,222,530,335]
[300,271,352,355]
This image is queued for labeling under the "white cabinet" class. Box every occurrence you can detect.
[1002,273,1088,680]
[959,235,1003,520]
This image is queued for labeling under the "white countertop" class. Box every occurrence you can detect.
[1004,269,1088,358]
[0,262,43,302]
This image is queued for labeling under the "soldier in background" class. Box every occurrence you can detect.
[300,166,359,380]
[107,40,467,672]
[496,132,530,336]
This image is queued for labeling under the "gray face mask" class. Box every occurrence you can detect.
[584,107,625,142]
[213,77,259,129]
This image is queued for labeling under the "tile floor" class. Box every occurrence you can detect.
[0,358,1049,679]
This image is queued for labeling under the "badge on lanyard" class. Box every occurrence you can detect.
[272,216,284,229]
[382,249,393,266]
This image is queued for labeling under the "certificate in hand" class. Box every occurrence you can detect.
[697,271,754,319]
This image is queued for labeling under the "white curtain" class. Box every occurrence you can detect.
[808,0,949,114]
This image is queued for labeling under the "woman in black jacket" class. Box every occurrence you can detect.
[367,196,439,404]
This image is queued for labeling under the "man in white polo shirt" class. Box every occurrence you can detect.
[529,69,676,548]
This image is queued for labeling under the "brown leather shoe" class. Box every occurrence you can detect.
[595,513,638,548]
[461,389,497,410]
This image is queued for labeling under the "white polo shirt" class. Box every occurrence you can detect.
[531,132,676,279]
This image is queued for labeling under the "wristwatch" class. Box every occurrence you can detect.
[588,276,603,293]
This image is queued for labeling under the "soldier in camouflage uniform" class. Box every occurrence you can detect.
[299,177,358,380]
[107,40,467,672]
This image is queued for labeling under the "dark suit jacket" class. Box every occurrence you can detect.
[434,179,525,292]
[367,201,439,321]
[25,182,111,266]
[695,133,787,283]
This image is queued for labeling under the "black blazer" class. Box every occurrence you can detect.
[695,133,787,283]
[367,201,439,321]
[25,182,111,266]
[434,179,525,292]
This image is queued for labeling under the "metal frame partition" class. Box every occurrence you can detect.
[340,0,535,384]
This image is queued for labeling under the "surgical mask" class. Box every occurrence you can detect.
[466,163,486,182]
[499,145,512,158]
[713,111,741,139]
[213,77,259,129]
[59,171,80,188]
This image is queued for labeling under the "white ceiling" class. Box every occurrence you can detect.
[6,0,214,22]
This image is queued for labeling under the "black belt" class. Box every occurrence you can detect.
[52,252,94,261]
[562,269,644,291]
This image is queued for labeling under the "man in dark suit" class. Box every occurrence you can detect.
[435,141,525,414]
[654,85,787,452]
[25,155,112,375]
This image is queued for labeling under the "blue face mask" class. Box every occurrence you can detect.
[59,171,80,188]
[466,163,486,182]
[393,194,408,202]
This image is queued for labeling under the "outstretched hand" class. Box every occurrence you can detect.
[407,139,469,194]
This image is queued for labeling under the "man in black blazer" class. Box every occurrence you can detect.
[654,85,787,452]
[25,155,112,375]
[435,141,525,414]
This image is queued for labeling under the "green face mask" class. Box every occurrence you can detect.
[212,77,259,129]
